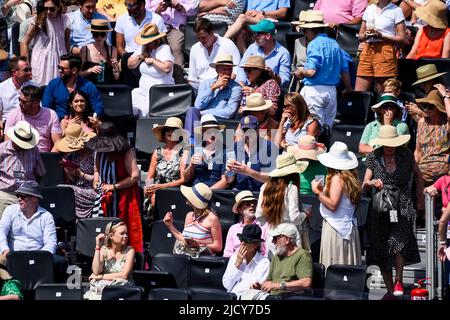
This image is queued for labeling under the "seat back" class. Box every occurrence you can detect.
[153,188,192,221]
[324,264,368,300]
[96,84,133,119]
[148,288,190,300]
[210,190,239,225]
[312,262,326,290]
[151,253,190,289]
[35,284,83,300]
[135,117,166,155]
[39,152,64,187]
[75,217,121,257]
[39,186,76,227]
[149,220,184,257]
[7,250,54,291]
[300,194,321,262]
[190,288,236,300]
[133,271,178,295]
[101,285,144,300]
[329,124,365,155]
[397,59,419,93]
[337,24,361,57]
[148,84,193,117]
[293,0,317,21]
[273,22,292,49]
[336,91,373,125]
[188,256,228,290]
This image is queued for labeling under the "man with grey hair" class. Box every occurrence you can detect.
[251,223,313,297]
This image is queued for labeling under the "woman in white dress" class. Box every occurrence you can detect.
[128,23,175,118]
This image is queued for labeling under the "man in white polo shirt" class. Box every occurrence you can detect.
[0,56,35,138]
[188,18,240,93]
[115,0,167,88]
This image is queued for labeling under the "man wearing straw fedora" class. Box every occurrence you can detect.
[293,10,353,128]
[183,114,230,189]
[0,121,45,218]
[184,53,242,141]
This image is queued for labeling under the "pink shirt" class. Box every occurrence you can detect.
[5,107,62,152]
[433,175,450,208]
[146,0,197,29]
[314,0,367,24]
[223,221,268,258]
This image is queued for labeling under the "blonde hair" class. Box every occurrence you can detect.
[105,221,126,248]
[383,78,402,92]
[323,168,361,205]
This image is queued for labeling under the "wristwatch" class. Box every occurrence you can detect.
[280,281,286,290]
[444,94,450,99]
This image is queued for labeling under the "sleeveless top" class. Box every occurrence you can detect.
[182,214,213,245]
[284,118,316,147]
[320,192,356,240]
[81,43,115,85]
[155,147,183,184]
[417,115,450,183]
[414,26,450,59]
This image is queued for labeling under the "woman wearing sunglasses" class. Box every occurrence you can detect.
[20,0,70,86]
[79,19,120,84]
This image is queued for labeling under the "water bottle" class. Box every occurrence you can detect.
[97,61,105,83]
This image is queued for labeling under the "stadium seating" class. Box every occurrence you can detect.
[329,124,366,156]
[149,220,185,257]
[151,253,190,289]
[153,188,192,221]
[190,288,236,300]
[397,59,419,94]
[337,24,361,58]
[101,285,144,300]
[148,84,193,117]
[96,84,133,120]
[7,251,54,294]
[336,91,374,125]
[210,190,239,225]
[133,270,178,295]
[184,21,228,61]
[293,0,317,21]
[40,186,76,229]
[188,256,229,290]
[39,152,64,187]
[148,288,190,300]
[323,264,368,300]
[35,284,83,300]
[135,117,166,157]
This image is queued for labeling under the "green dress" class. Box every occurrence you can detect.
[299,161,328,195]
[0,279,23,299]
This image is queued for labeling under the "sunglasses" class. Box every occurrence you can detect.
[44,6,56,12]
[16,194,31,199]
[20,67,32,72]
[58,65,70,71]
[92,32,107,38]
[244,68,257,74]
[125,2,139,9]
[272,235,286,243]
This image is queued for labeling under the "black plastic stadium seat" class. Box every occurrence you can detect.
[210,190,239,225]
[101,285,144,300]
[39,152,64,187]
[148,84,193,117]
[337,24,362,58]
[153,188,192,221]
[7,251,54,292]
[149,221,185,257]
[151,253,190,289]
[133,270,178,295]
[397,59,419,93]
[148,288,190,300]
[190,288,236,300]
[135,117,166,156]
[188,256,229,290]
[336,91,373,125]
[35,284,83,300]
[40,186,76,227]
[323,264,368,300]
[96,84,133,119]
[329,124,366,156]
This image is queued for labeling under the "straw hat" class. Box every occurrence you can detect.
[89,19,113,32]
[134,23,166,46]
[268,152,308,177]
[412,64,447,86]
[415,0,448,29]
[232,190,257,213]
[370,93,403,113]
[369,125,411,148]
[152,117,185,143]
[241,93,272,112]
[55,124,96,153]
[292,10,329,28]
[317,141,358,170]
[0,255,12,280]
[181,183,212,210]
[240,56,266,70]
[194,114,226,135]
[209,53,236,68]
[6,120,39,150]
[416,89,446,113]
[287,135,326,161]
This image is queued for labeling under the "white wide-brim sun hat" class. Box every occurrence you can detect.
[317,141,358,171]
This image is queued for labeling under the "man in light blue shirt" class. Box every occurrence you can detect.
[236,20,291,88]
[294,10,352,128]
[184,53,242,141]
[0,181,68,282]
[69,0,111,55]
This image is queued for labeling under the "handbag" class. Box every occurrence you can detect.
[173,239,212,258]
[372,184,400,216]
